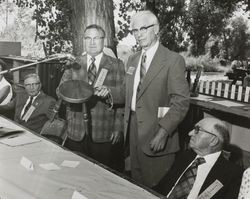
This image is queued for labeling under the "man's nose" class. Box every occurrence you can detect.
[188,129,195,136]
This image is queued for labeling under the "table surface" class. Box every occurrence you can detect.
[0,116,161,199]
[191,94,250,119]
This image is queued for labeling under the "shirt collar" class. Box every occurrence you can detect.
[196,151,221,166]
[87,52,103,71]
[142,40,159,57]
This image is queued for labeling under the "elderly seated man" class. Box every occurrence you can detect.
[154,117,243,199]
[0,73,56,133]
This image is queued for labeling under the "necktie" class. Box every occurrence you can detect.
[137,52,147,93]
[168,157,206,199]
[21,96,33,119]
[88,57,97,85]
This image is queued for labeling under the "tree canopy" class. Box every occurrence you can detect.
[0,0,249,59]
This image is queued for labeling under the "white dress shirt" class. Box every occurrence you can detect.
[87,53,103,72]
[131,40,159,111]
[167,151,221,199]
[21,92,40,117]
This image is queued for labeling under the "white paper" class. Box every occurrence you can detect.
[223,84,229,98]
[211,100,244,107]
[237,86,243,101]
[39,163,61,171]
[191,95,213,102]
[199,81,204,93]
[211,82,215,95]
[158,107,169,118]
[61,160,80,168]
[94,68,108,87]
[244,87,250,102]
[230,85,236,99]
[216,82,222,97]
[72,191,88,199]
[0,134,41,147]
[20,156,34,171]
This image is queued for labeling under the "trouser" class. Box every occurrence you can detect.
[129,111,175,188]
[64,135,124,172]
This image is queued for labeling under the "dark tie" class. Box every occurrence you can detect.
[137,52,147,93]
[168,157,206,199]
[21,96,33,119]
[88,57,97,85]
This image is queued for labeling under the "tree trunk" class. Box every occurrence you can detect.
[69,0,116,56]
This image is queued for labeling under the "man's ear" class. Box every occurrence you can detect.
[153,24,160,35]
[210,136,220,147]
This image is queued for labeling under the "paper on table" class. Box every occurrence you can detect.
[61,160,80,168]
[39,163,61,171]
[191,95,213,101]
[0,134,41,147]
[72,191,88,199]
[20,156,34,171]
[211,100,245,107]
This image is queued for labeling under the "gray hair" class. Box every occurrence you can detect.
[130,10,159,28]
[214,122,230,147]
[24,73,41,83]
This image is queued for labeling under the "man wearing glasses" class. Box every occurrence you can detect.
[154,117,243,199]
[123,10,190,187]
[0,73,56,133]
[58,24,125,171]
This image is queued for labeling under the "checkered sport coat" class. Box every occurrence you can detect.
[58,53,125,142]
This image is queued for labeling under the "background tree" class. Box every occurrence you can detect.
[7,0,116,56]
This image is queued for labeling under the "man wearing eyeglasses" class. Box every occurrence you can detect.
[0,73,56,133]
[154,117,243,199]
[123,10,190,187]
[58,24,125,171]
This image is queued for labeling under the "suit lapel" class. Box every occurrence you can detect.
[136,44,168,101]
[199,154,225,195]
[127,54,140,107]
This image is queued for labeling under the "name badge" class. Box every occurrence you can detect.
[94,68,108,87]
[197,180,223,199]
[23,105,36,122]
[126,66,135,75]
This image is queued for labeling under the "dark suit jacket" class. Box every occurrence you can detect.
[123,43,190,156]
[1,90,56,133]
[154,150,243,199]
[58,53,125,142]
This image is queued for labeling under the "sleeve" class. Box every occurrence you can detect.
[158,55,190,136]
[109,59,126,104]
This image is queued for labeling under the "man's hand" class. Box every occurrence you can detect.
[110,131,123,145]
[149,127,169,153]
[94,86,110,98]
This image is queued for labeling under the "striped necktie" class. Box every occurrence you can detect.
[137,52,147,93]
[168,157,206,199]
[88,57,97,85]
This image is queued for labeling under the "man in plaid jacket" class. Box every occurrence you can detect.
[58,25,125,170]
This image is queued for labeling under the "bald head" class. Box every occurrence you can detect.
[189,117,230,156]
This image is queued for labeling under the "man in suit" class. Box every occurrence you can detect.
[58,24,125,171]
[154,117,243,199]
[123,10,190,187]
[0,73,56,133]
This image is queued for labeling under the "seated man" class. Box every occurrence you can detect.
[0,59,12,105]
[154,117,243,199]
[0,73,56,133]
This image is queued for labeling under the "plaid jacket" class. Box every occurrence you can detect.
[58,53,125,142]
